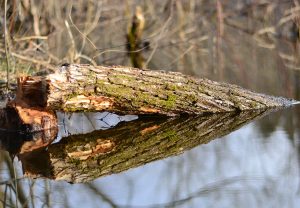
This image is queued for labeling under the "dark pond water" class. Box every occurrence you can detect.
[2,1,300,207]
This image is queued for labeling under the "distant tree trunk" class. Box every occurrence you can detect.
[15,64,293,116]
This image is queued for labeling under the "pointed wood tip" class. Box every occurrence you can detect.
[291,100,300,105]
[269,96,299,107]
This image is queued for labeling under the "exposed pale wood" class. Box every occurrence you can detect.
[16,64,294,116]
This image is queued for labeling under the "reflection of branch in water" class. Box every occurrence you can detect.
[132,176,268,208]
[86,183,118,208]
[97,112,112,129]
[0,151,28,208]
[56,112,138,139]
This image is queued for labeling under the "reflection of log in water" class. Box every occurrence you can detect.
[18,109,273,183]
[0,107,57,156]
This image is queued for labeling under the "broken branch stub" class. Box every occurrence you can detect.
[16,64,294,115]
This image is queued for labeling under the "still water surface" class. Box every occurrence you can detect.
[1,105,299,208]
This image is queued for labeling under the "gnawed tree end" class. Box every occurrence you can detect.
[15,64,295,116]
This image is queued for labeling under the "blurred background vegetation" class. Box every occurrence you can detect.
[1,0,300,81]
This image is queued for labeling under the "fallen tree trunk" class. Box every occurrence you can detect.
[15,64,294,115]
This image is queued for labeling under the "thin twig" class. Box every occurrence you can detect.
[68,10,98,51]
[145,0,175,67]
[4,184,8,208]
[65,20,77,62]
[87,184,119,208]
[14,36,48,42]
[4,0,10,92]
[164,45,194,68]
[93,45,150,60]
[0,48,56,71]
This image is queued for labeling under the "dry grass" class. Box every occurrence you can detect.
[0,0,299,90]
[0,1,296,71]
[0,0,299,95]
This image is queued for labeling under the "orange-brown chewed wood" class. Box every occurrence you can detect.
[20,137,57,154]
[139,107,160,114]
[140,125,160,135]
[67,140,115,160]
[16,76,49,108]
[15,105,57,132]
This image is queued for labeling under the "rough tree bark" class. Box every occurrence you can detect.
[15,64,294,116]
[17,109,272,183]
